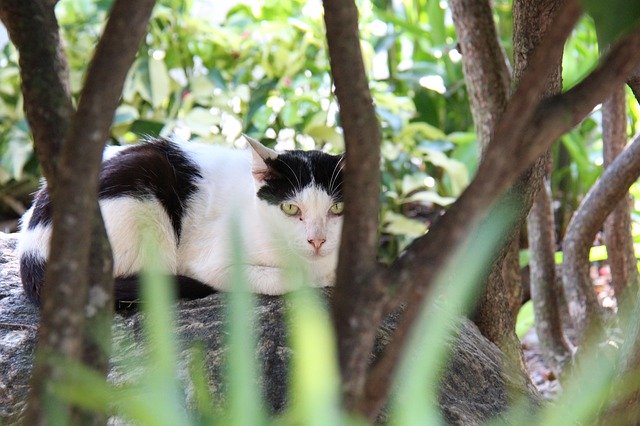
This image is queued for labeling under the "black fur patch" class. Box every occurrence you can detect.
[114,274,215,310]
[25,139,201,240]
[27,188,52,229]
[20,254,46,305]
[257,150,344,205]
[99,139,201,239]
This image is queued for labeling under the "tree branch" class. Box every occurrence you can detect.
[322,0,384,409]
[0,0,73,183]
[362,9,640,419]
[25,0,156,422]
[450,0,519,356]
[602,86,639,298]
[450,0,510,150]
[562,132,640,340]
[516,0,573,377]
[627,66,640,105]
[381,0,583,319]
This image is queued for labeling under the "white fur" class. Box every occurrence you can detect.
[19,141,342,295]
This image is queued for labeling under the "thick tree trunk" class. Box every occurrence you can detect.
[602,86,639,300]
[449,0,525,369]
[0,1,156,423]
[322,0,384,411]
[514,0,573,376]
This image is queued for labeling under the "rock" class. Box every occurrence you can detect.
[0,232,541,424]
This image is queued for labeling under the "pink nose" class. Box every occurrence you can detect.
[307,238,326,251]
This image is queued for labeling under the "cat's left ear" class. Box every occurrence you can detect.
[244,134,278,182]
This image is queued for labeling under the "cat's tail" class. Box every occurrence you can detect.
[19,251,215,309]
[20,252,46,306]
[115,275,215,310]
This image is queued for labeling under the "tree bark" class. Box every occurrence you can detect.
[322,0,384,410]
[362,18,640,420]
[449,0,525,366]
[449,0,510,152]
[515,0,573,376]
[10,1,156,423]
[528,178,573,373]
[562,133,640,341]
[602,86,639,299]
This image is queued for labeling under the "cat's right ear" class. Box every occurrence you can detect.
[244,134,278,183]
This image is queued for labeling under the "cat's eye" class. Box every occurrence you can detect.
[280,203,300,216]
[329,202,344,215]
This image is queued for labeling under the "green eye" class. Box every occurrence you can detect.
[329,202,344,215]
[280,203,300,216]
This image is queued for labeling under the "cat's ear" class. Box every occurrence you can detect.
[244,134,278,182]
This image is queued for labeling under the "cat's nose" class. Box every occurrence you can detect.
[307,238,326,252]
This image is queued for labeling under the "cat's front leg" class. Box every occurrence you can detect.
[242,265,289,295]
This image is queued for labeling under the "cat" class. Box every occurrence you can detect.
[18,135,344,306]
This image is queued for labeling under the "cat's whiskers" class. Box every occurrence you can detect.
[328,156,344,196]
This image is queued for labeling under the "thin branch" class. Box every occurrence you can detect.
[602,86,639,298]
[322,0,384,408]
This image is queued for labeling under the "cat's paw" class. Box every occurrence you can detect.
[316,270,336,287]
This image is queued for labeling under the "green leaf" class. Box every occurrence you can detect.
[129,120,166,137]
[582,0,640,48]
[398,122,447,143]
[305,125,343,147]
[383,211,427,237]
[421,149,469,195]
[516,301,535,339]
[183,107,218,136]
[149,56,171,108]
[113,105,139,127]
[403,190,455,207]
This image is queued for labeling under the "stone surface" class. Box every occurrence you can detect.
[0,232,541,424]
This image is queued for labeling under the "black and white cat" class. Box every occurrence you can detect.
[18,136,344,305]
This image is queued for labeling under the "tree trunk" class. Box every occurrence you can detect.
[362,21,640,420]
[0,1,156,423]
[322,0,384,411]
[449,0,525,368]
[514,0,573,376]
[602,86,639,301]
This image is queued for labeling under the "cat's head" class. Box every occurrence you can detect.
[246,135,344,260]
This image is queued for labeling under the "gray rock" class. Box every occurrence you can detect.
[0,232,541,424]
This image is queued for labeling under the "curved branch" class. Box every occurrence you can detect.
[562,133,640,340]
[627,67,640,105]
